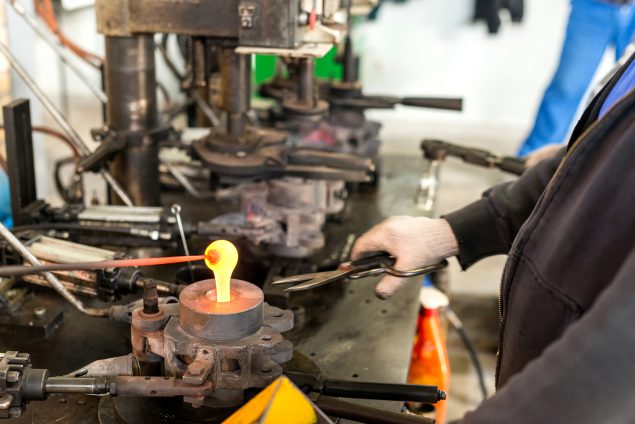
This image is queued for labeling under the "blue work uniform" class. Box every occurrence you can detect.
[518,0,635,156]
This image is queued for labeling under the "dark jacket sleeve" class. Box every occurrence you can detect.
[459,246,635,423]
[443,149,564,269]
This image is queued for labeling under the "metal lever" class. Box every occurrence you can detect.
[76,136,127,173]
[329,96,464,112]
[286,371,446,403]
[322,379,445,403]
[421,139,526,176]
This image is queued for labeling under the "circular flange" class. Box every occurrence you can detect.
[179,279,264,341]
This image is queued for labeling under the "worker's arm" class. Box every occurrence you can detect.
[444,148,564,269]
[352,149,564,298]
[459,246,635,423]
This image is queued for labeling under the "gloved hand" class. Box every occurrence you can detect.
[351,217,459,299]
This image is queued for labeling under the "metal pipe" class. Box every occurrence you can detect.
[188,88,221,127]
[105,35,160,206]
[297,57,315,105]
[3,0,107,103]
[0,40,133,206]
[220,48,250,137]
[0,222,111,317]
[45,377,110,395]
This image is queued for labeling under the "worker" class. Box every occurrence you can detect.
[518,0,635,156]
[353,51,635,422]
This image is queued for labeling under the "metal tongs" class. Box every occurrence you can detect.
[272,252,448,292]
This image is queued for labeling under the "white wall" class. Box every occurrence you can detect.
[2,0,619,202]
[357,0,614,155]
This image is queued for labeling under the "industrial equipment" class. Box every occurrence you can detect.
[0,0,464,421]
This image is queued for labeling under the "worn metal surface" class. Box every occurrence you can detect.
[179,279,264,341]
[1,156,425,422]
[105,35,160,206]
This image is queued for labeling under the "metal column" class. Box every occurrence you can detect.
[297,57,315,106]
[220,48,250,138]
[105,35,160,206]
[3,99,37,225]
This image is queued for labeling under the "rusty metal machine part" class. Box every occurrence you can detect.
[6,236,182,300]
[0,352,48,419]
[105,35,161,206]
[178,279,264,340]
[95,0,341,47]
[199,178,346,258]
[131,279,293,408]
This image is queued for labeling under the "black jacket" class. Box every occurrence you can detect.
[444,53,635,422]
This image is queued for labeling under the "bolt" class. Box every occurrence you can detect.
[6,371,19,383]
[33,307,46,318]
[0,394,12,409]
[142,280,159,315]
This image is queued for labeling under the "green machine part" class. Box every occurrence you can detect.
[253,45,343,85]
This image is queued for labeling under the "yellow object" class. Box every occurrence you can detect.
[204,240,238,303]
[223,376,317,424]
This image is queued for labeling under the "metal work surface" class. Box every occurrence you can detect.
[0,156,426,422]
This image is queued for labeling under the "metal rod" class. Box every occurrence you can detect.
[0,222,111,317]
[3,0,107,104]
[188,88,221,127]
[170,204,194,283]
[0,254,207,277]
[297,57,315,105]
[0,40,134,207]
[45,377,110,395]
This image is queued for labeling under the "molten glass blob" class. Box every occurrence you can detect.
[204,240,239,303]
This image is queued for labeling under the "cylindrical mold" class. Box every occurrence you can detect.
[297,57,315,106]
[220,48,251,137]
[179,279,264,341]
[105,35,160,206]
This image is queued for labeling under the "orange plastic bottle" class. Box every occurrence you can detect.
[407,287,450,424]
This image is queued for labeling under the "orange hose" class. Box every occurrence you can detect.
[34,0,103,68]
[0,124,80,157]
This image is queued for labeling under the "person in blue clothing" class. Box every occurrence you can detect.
[0,170,12,227]
[518,0,635,156]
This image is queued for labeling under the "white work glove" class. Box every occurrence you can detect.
[524,144,563,168]
[351,217,459,299]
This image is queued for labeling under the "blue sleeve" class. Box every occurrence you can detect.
[0,170,13,227]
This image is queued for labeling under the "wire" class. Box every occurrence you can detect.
[446,307,489,402]
[0,124,80,157]
[33,0,103,68]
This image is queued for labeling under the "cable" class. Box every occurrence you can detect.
[33,0,103,68]
[446,307,489,402]
[6,0,107,103]
[0,221,111,317]
[0,124,80,157]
